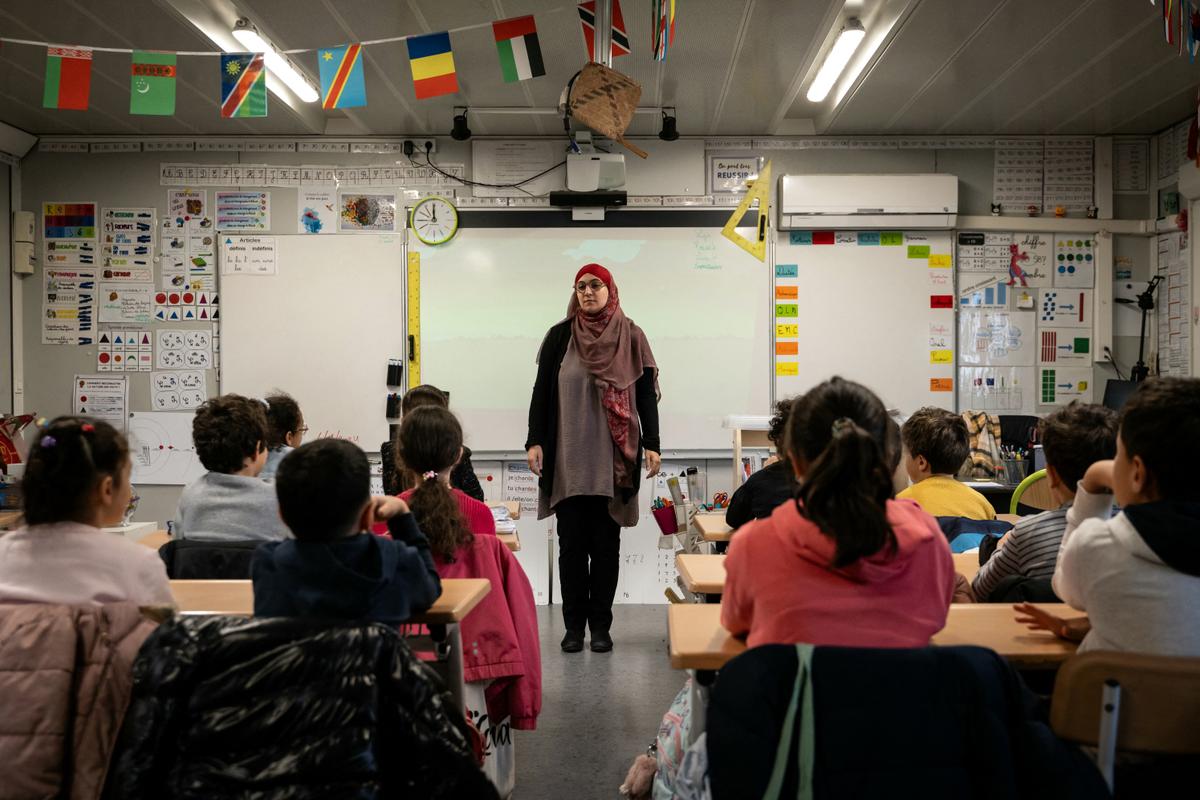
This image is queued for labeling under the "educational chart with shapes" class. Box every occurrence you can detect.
[1037,328,1092,366]
[41,267,96,346]
[153,290,218,323]
[958,310,1035,367]
[151,370,207,410]
[215,191,270,231]
[156,328,212,369]
[73,375,128,433]
[1038,288,1092,328]
[128,410,206,485]
[959,272,1012,309]
[1052,235,1095,288]
[101,207,155,270]
[97,329,151,372]
[1039,367,1092,406]
[958,367,1035,414]
[220,235,277,275]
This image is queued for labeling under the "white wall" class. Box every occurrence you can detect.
[1,163,11,413]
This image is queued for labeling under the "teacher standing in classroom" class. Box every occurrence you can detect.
[526,263,661,655]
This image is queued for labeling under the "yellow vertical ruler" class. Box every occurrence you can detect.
[406,251,420,386]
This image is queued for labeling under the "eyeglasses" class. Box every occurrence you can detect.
[574,280,606,294]
[296,426,309,435]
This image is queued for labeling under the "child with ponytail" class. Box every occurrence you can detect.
[397,406,541,795]
[0,417,172,605]
[722,377,955,648]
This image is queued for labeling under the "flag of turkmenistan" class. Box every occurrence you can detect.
[43,47,92,110]
[131,51,177,115]
[493,15,545,83]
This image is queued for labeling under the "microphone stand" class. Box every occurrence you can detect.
[1115,275,1165,382]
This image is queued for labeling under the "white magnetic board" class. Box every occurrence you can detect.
[773,231,956,414]
[415,225,771,452]
[220,234,406,450]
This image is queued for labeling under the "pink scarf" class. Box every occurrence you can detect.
[568,266,658,486]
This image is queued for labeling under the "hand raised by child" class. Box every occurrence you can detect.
[1013,603,1091,643]
[370,495,410,522]
[1080,460,1115,494]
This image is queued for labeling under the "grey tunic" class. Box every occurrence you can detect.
[538,337,640,527]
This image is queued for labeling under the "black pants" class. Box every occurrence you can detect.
[555,495,621,634]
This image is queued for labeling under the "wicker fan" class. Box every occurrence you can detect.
[567,62,648,159]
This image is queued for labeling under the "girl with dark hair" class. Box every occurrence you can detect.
[381,384,485,501]
[0,417,172,605]
[396,406,541,795]
[261,391,306,482]
[721,377,955,648]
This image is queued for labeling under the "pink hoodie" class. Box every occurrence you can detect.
[722,498,955,649]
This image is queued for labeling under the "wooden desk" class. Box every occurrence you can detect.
[138,530,170,550]
[488,501,521,520]
[997,514,1022,525]
[930,604,1083,667]
[676,553,726,595]
[169,577,491,625]
[953,552,981,583]
[668,602,1082,672]
[693,513,732,543]
[0,510,22,530]
[497,532,520,552]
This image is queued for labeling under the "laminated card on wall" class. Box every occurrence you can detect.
[958,310,1036,367]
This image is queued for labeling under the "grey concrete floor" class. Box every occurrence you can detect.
[512,604,683,800]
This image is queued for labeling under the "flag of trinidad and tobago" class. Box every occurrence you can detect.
[221,53,267,118]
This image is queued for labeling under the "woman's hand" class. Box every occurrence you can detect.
[1013,603,1091,643]
[645,450,661,478]
[527,445,543,477]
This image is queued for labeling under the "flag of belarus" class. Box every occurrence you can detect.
[43,47,92,110]
[493,15,545,83]
[131,51,177,115]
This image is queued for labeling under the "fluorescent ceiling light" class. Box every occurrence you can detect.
[231,19,319,103]
[806,19,866,103]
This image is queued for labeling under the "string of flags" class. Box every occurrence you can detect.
[27,1,677,118]
[1150,0,1200,60]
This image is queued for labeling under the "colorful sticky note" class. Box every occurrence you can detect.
[812,231,835,245]
[776,341,798,356]
[775,263,798,278]
[930,295,953,309]
[775,285,798,300]
[857,232,880,245]
[930,349,953,364]
[776,323,798,337]
[775,303,798,317]
[789,231,812,245]
[930,378,953,392]
[775,361,798,377]
[908,245,931,259]
[880,232,903,246]
[928,254,952,268]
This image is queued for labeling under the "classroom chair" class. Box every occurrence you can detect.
[1008,469,1057,515]
[158,538,260,579]
[705,644,1108,799]
[1051,651,1200,792]
[105,614,499,798]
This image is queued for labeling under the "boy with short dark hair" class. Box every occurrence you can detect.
[972,402,1117,600]
[175,394,290,541]
[1019,377,1200,655]
[898,407,995,520]
[252,438,441,624]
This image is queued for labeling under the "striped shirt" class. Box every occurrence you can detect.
[971,505,1070,600]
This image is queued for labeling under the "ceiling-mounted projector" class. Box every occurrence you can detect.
[566,151,626,192]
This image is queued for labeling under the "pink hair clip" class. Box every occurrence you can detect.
[422,471,438,480]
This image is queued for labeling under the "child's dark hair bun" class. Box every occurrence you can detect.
[22,417,129,525]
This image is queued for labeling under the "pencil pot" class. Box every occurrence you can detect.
[653,506,680,536]
[1001,459,1028,484]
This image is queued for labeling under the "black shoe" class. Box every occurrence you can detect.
[590,631,613,653]
[561,630,585,653]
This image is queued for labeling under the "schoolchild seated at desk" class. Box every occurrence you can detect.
[898,406,996,520]
[251,439,441,625]
[724,399,799,530]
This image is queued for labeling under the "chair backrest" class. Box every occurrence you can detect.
[1052,651,1200,755]
[1009,469,1057,514]
[158,538,262,579]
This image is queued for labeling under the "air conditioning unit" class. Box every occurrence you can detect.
[778,174,958,230]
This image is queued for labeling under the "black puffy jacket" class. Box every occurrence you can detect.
[106,615,499,800]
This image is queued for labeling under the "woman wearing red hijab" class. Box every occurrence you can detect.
[526,264,661,654]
